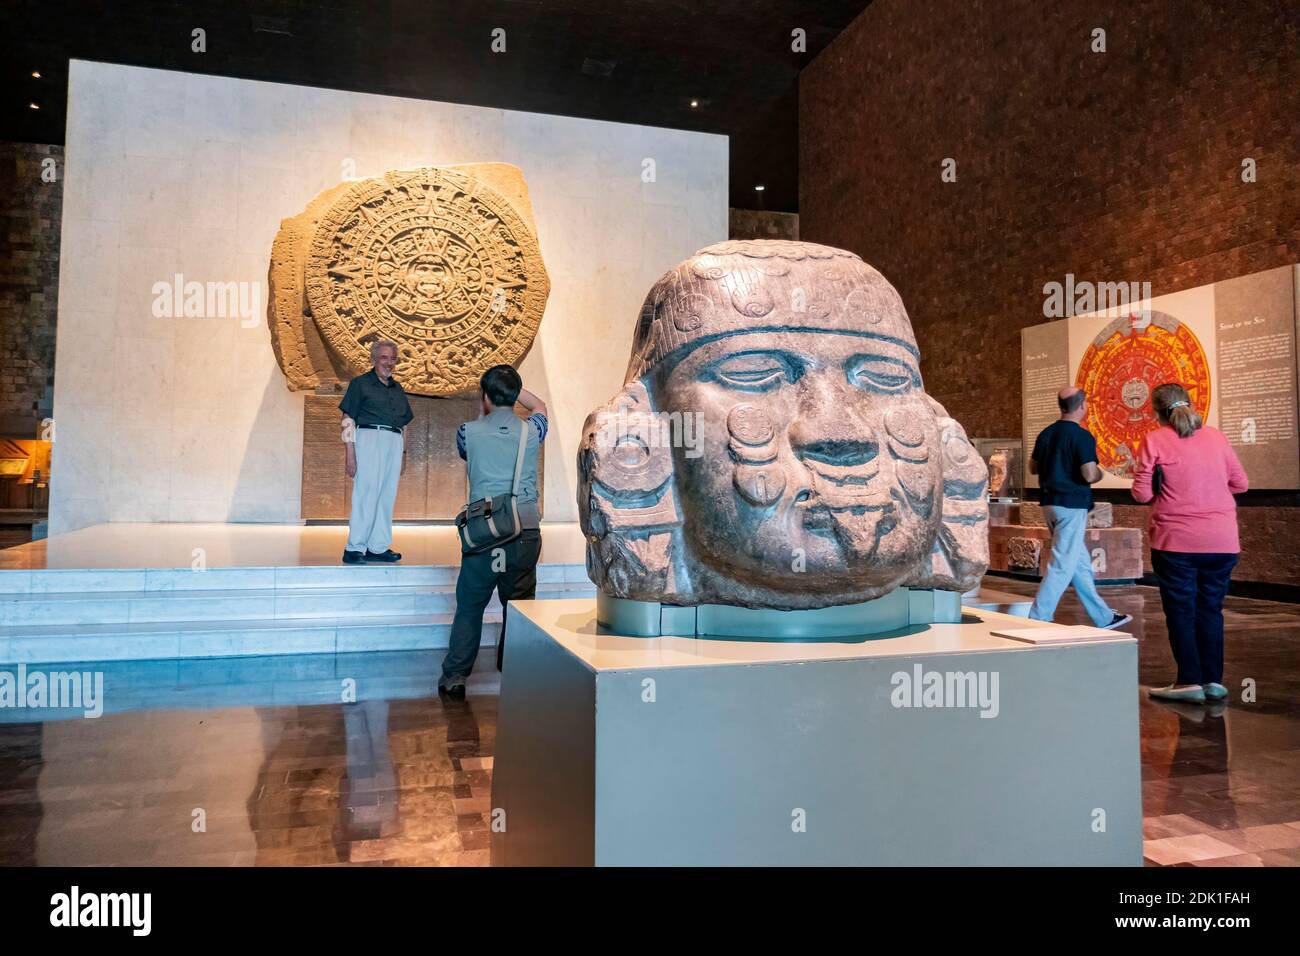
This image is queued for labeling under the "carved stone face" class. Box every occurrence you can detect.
[577,239,988,611]
[403,252,454,302]
[654,329,942,595]
[987,451,1009,496]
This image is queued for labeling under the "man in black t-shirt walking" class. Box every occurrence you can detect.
[1028,387,1132,629]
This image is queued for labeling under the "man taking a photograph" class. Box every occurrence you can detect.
[439,365,548,698]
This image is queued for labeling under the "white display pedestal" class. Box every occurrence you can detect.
[490,599,1142,866]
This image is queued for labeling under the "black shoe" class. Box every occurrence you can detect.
[365,549,402,563]
[342,550,365,565]
[438,678,466,700]
[1102,612,1133,630]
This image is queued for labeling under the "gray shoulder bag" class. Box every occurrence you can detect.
[454,421,528,555]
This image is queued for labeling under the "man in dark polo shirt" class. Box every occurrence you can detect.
[1028,386,1131,629]
[339,340,413,564]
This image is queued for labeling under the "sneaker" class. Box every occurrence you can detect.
[1101,612,1133,630]
[1149,684,1207,703]
[342,550,365,565]
[365,549,402,563]
[1202,682,1229,701]
[438,678,466,700]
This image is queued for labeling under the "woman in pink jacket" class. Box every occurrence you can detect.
[1132,383,1249,703]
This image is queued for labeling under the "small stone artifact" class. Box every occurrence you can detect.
[577,239,989,611]
[987,450,1009,497]
[1007,536,1044,572]
[1087,501,1114,528]
[268,164,549,397]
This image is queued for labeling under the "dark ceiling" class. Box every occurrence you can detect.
[0,0,873,212]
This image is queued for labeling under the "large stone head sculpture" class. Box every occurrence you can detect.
[578,240,988,611]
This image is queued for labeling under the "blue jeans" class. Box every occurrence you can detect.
[1151,549,1237,685]
[1029,505,1115,626]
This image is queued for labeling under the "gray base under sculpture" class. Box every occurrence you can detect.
[490,599,1142,866]
[596,587,962,639]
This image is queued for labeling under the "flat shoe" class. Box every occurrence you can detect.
[1201,682,1229,701]
[1149,685,1206,703]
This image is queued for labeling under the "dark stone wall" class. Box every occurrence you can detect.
[729,208,800,241]
[0,142,61,436]
[800,0,1300,588]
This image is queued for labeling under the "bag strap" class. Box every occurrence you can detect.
[510,416,529,497]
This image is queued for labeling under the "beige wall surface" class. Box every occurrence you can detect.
[51,60,727,533]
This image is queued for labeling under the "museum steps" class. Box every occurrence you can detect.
[0,650,465,722]
[0,562,595,664]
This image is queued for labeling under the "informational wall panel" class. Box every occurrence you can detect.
[1021,264,1300,490]
[300,394,545,520]
[1213,266,1299,489]
[1020,321,1069,491]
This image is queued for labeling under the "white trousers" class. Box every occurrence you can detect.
[347,428,403,554]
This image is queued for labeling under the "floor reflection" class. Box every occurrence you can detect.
[993,576,1300,867]
[0,723,42,865]
[0,654,496,866]
[240,686,493,867]
[1,580,1298,866]
[341,700,399,846]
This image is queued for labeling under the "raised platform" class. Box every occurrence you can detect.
[0,521,588,572]
[0,523,1038,666]
[491,599,1142,866]
[0,523,593,663]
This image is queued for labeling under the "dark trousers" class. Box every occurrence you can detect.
[1151,549,1237,686]
[441,529,541,683]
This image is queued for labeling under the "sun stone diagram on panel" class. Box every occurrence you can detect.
[1074,311,1211,477]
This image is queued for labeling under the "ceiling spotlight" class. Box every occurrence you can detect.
[754,184,765,192]
[31,71,41,79]
[689,99,699,108]
[29,102,40,110]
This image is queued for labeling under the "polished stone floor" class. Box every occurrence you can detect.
[0,654,501,866]
[0,579,1296,867]
[992,576,1300,867]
